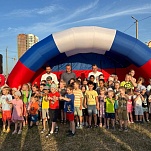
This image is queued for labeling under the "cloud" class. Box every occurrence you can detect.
[4,5,61,17]
[57,4,151,27]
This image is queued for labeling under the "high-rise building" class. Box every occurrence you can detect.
[17,34,39,59]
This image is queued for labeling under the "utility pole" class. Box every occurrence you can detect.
[6,47,8,77]
[131,16,138,39]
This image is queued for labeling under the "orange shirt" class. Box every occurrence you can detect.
[30,102,39,115]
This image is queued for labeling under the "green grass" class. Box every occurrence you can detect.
[0,122,151,151]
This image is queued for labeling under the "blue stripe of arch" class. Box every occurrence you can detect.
[19,35,60,72]
[110,30,151,67]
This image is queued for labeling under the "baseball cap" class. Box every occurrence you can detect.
[46,76,52,81]
[43,86,50,90]
[51,84,57,89]
[14,91,22,97]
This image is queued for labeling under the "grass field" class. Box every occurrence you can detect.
[0,122,151,151]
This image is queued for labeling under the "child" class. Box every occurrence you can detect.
[96,79,107,95]
[46,76,53,88]
[41,86,49,133]
[98,88,106,128]
[0,87,12,133]
[7,91,24,134]
[127,89,134,123]
[141,86,149,122]
[60,85,75,137]
[73,80,83,129]
[104,90,115,130]
[28,94,39,128]
[21,84,29,126]
[46,84,60,137]
[59,81,67,124]
[117,87,129,132]
[89,75,97,90]
[133,89,144,123]
[84,81,99,128]
[148,90,151,116]
[81,85,88,126]
[147,78,151,95]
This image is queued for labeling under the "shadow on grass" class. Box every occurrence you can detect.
[22,125,42,151]
[0,124,22,151]
[1,122,151,151]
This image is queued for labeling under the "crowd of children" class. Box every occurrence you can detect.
[0,69,151,137]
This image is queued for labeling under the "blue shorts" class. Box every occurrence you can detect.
[30,114,38,122]
[105,113,115,119]
[87,105,97,115]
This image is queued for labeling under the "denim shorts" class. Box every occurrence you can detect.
[87,105,97,115]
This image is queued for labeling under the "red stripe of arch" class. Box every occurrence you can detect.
[7,61,35,88]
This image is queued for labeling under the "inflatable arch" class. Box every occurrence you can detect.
[7,26,151,87]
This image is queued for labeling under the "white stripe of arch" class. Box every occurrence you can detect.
[52,26,116,57]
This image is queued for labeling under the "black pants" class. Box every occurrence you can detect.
[48,109,59,129]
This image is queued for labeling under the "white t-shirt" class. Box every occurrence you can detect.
[147,85,151,92]
[88,71,103,83]
[133,95,142,107]
[41,73,59,84]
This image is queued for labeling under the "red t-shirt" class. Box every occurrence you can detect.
[49,92,60,109]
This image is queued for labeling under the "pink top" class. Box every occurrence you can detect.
[11,99,24,121]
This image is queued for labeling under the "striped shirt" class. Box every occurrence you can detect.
[73,89,83,107]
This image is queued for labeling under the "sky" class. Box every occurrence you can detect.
[0,0,151,74]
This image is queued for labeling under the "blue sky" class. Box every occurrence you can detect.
[0,0,151,74]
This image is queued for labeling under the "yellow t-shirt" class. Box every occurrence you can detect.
[85,90,98,105]
[73,89,83,107]
[120,81,134,89]
[42,96,49,109]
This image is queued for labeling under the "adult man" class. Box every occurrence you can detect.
[61,64,76,84]
[88,64,103,83]
[41,66,59,85]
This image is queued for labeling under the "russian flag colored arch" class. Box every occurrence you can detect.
[7,26,151,88]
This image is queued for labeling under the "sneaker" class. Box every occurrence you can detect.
[106,126,109,130]
[79,125,83,129]
[146,119,149,122]
[2,129,6,133]
[41,129,46,134]
[12,130,17,135]
[119,127,123,131]
[54,127,59,134]
[94,125,98,128]
[124,128,128,132]
[6,128,10,133]
[131,121,134,124]
[66,130,72,134]
[67,132,75,137]
[112,126,115,131]
[18,130,22,135]
[88,125,92,129]
[76,126,80,129]
[60,120,63,124]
